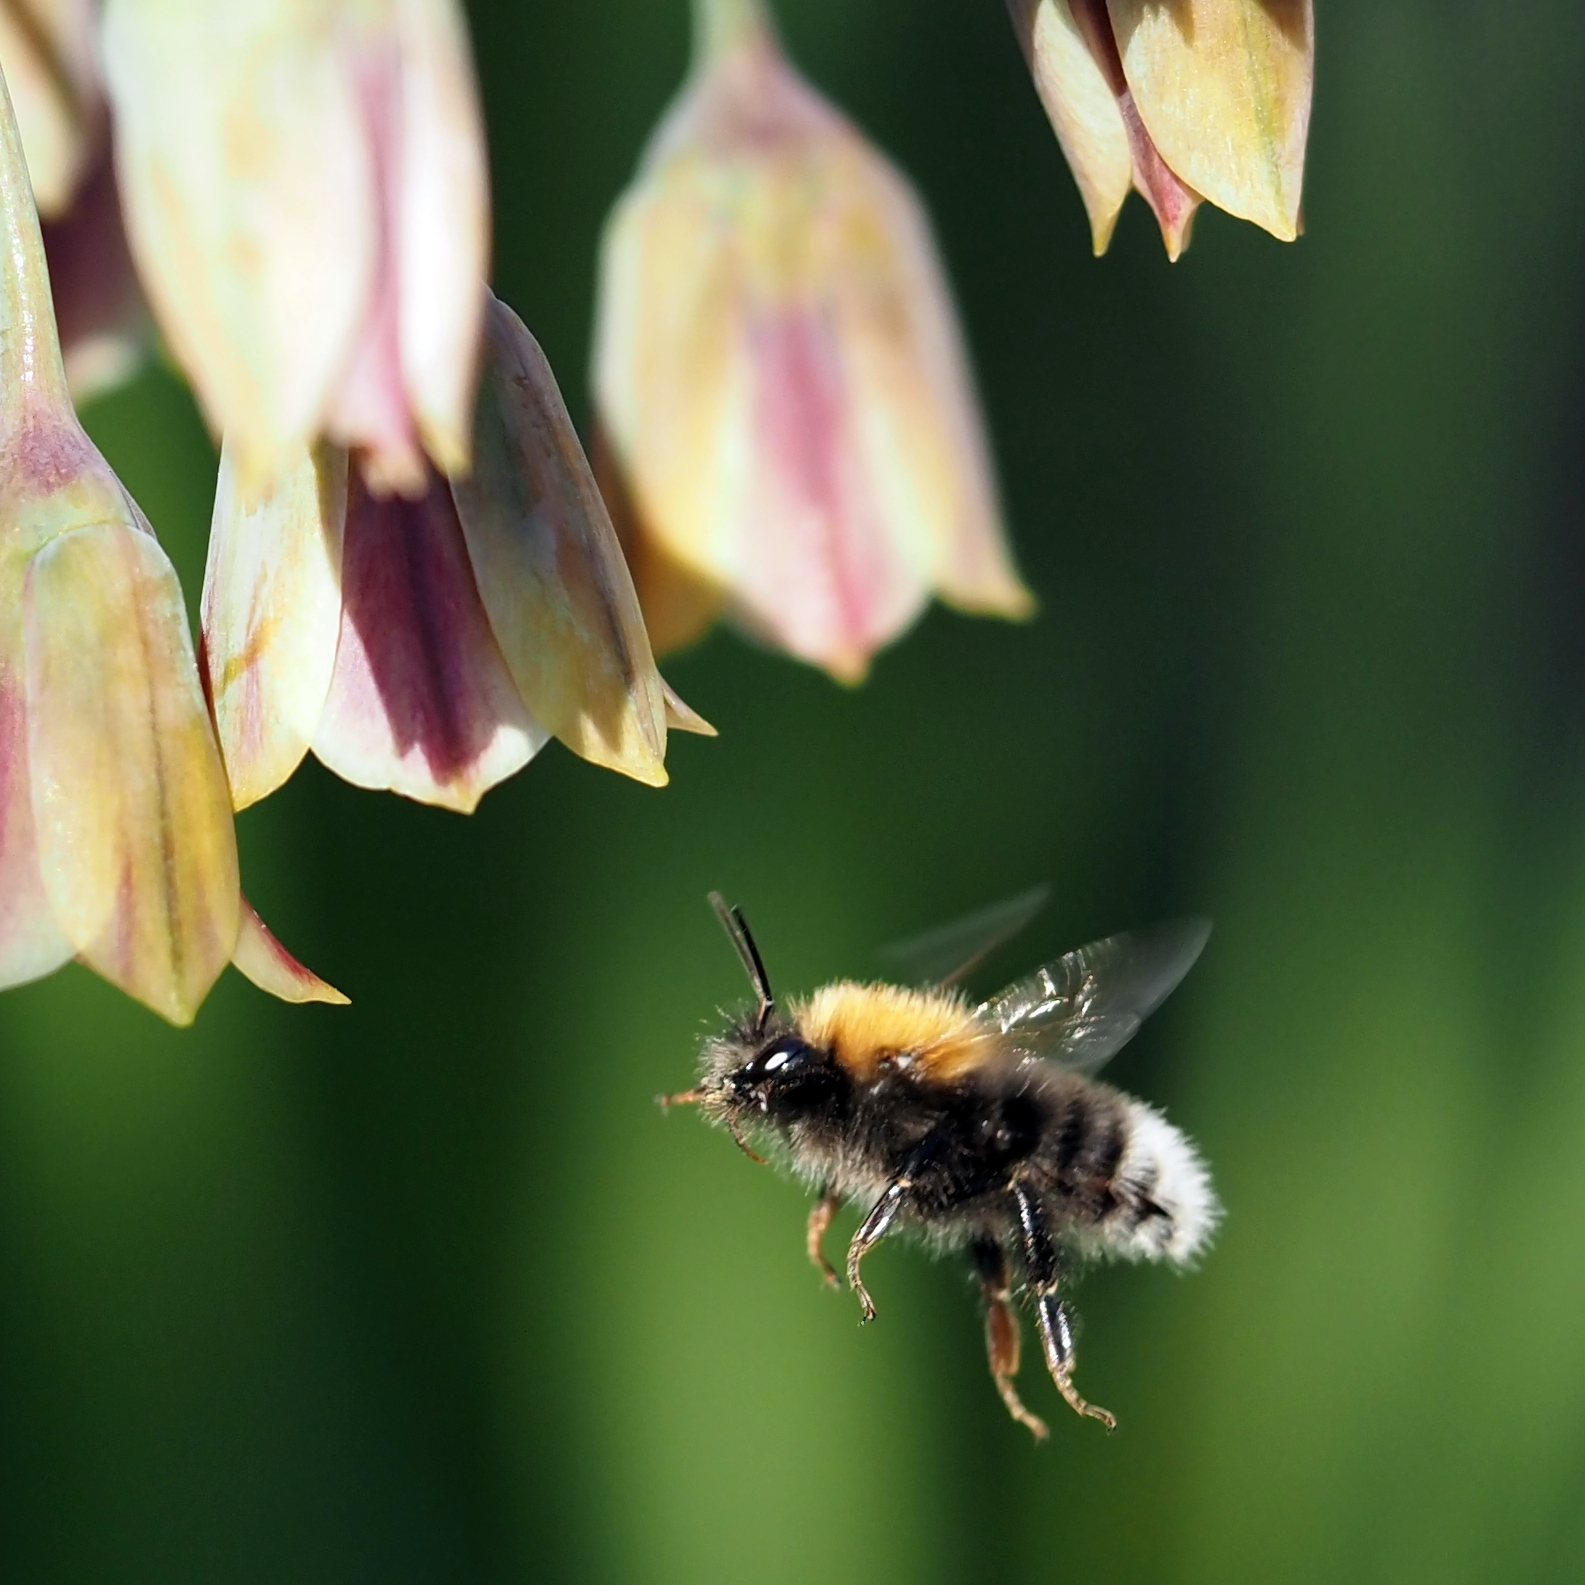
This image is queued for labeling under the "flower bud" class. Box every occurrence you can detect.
[102,0,488,493]
[594,0,1032,684]
[203,292,709,816]
[1008,0,1313,258]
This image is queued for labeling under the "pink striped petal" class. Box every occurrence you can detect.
[25,521,240,1026]
[452,298,669,786]
[232,896,348,1006]
[323,31,427,498]
[312,467,544,812]
[202,439,346,810]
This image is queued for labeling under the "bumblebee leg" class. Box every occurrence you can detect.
[847,1137,941,1322]
[1011,1182,1116,1430]
[845,1184,905,1323]
[807,1188,841,1290]
[971,1239,1049,1441]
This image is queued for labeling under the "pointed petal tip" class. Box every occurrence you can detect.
[232,899,349,1006]
[662,679,717,737]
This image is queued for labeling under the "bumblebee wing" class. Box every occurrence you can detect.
[878,885,1051,988]
[971,917,1211,1076]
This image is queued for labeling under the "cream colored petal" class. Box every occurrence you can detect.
[202,439,346,810]
[102,0,375,483]
[312,467,544,812]
[1107,0,1312,241]
[393,0,487,477]
[232,896,349,1006]
[25,522,240,1026]
[454,297,669,786]
[1008,0,1133,256]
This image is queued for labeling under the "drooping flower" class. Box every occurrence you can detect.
[0,54,340,1022]
[203,292,712,816]
[0,0,147,399]
[593,0,1033,685]
[1007,0,1314,259]
[101,0,487,494]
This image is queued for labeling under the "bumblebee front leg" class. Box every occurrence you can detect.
[846,1136,944,1321]
[1011,1182,1116,1430]
[807,1187,841,1290]
[845,1183,904,1323]
[971,1239,1049,1441]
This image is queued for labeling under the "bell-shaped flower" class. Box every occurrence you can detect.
[203,293,712,816]
[0,1,147,399]
[593,0,1033,685]
[1007,0,1313,259]
[101,0,486,494]
[0,58,341,1023]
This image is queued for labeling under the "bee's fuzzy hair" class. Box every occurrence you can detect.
[1099,1100,1221,1267]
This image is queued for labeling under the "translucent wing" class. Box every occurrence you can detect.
[879,885,1051,988]
[971,917,1211,1077]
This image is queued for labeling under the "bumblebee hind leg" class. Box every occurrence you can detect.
[1011,1182,1116,1431]
[971,1239,1048,1441]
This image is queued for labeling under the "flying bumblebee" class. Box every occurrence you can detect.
[662,888,1219,1437]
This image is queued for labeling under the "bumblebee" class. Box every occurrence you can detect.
[664,889,1219,1437]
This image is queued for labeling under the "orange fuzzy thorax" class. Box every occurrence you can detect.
[790,980,980,1080]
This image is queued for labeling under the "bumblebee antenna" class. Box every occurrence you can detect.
[709,890,776,1035]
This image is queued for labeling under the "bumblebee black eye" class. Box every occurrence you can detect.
[744,1037,816,1084]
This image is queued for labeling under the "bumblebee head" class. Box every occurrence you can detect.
[725,1032,844,1120]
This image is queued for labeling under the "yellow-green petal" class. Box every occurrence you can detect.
[454,296,670,787]
[1107,0,1312,242]
[24,522,240,1025]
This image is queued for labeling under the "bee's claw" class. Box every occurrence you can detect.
[1054,1371,1116,1431]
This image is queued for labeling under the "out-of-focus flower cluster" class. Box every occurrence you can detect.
[0,0,1315,1025]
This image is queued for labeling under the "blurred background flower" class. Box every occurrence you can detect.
[0,5,1581,1585]
[1008,0,1313,258]
[594,0,1031,683]
[0,0,148,400]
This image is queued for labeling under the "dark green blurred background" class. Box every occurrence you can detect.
[3,1,1585,1579]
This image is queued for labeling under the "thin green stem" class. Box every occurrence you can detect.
[691,0,777,70]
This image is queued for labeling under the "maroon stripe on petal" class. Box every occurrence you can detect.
[313,468,541,811]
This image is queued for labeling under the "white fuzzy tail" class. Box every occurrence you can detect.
[1106,1100,1221,1265]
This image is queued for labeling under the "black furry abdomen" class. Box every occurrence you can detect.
[790,1059,1130,1245]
